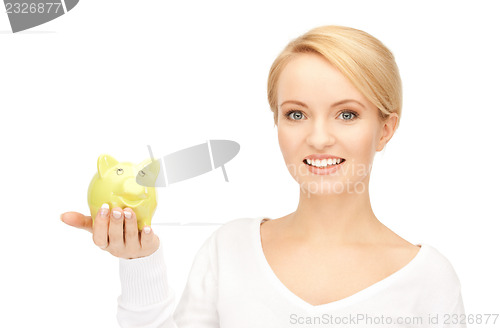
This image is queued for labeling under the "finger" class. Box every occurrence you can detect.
[123,208,140,250]
[109,207,125,248]
[140,226,155,250]
[92,204,110,249]
[60,211,93,233]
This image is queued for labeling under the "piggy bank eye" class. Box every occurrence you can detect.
[116,168,124,175]
[138,170,146,177]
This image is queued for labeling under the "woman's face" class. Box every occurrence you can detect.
[276,53,397,195]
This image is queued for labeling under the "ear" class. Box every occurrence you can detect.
[376,113,399,152]
[97,154,119,178]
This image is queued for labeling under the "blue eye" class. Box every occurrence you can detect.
[339,110,358,121]
[284,110,304,121]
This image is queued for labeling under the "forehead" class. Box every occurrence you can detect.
[277,53,365,105]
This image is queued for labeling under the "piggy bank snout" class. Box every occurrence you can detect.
[118,178,148,199]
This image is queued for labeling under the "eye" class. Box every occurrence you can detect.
[116,168,124,175]
[338,110,359,121]
[138,170,146,177]
[284,109,305,121]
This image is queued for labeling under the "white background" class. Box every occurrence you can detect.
[1,0,499,326]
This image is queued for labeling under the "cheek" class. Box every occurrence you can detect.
[337,123,367,148]
[277,126,291,151]
[277,126,300,161]
[351,129,378,161]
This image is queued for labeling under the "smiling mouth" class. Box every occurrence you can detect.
[303,158,346,168]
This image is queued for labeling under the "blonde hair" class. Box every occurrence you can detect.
[267,25,402,130]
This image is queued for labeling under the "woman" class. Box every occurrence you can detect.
[61,25,466,327]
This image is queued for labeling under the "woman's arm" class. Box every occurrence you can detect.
[116,233,219,328]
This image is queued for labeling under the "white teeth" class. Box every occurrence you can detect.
[306,158,343,168]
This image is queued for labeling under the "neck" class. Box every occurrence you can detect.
[287,176,384,247]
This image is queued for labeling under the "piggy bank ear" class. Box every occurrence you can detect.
[137,158,164,187]
[97,154,119,178]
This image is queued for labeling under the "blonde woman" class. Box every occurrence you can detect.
[61,25,466,327]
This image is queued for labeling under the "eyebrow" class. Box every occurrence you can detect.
[279,99,366,109]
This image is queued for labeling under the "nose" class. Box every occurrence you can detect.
[306,119,335,150]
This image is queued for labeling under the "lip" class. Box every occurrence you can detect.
[304,159,346,175]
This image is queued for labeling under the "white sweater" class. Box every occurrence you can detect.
[116,217,466,328]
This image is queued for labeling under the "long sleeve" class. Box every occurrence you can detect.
[116,233,219,328]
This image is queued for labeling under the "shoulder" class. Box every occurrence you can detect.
[207,217,261,247]
[421,244,461,280]
[211,217,258,237]
[216,217,259,234]
[417,244,463,294]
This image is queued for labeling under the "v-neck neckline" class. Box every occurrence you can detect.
[255,216,426,312]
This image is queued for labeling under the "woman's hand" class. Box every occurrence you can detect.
[60,205,160,259]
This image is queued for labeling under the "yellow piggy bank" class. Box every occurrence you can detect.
[87,154,160,231]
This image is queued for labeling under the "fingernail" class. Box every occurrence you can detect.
[124,211,132,219]
[100,203,109,216]
[144,226,151,234]
[112,210,122,219]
